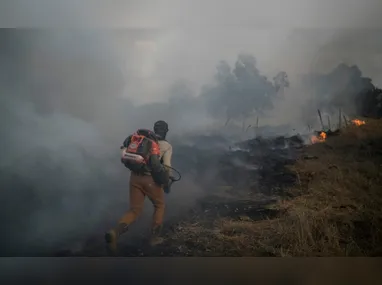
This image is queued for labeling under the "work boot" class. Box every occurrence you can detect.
[105,223,129,255]
[149,225,164,246]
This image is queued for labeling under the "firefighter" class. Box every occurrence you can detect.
[105,121,173,254]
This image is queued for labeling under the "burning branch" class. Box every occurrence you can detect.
[351,119,366,126]
[310,132,327,144]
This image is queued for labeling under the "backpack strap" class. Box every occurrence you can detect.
[150,140,160,156]
[136,129,159,142]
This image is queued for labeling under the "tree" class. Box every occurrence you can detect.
[203,54,277,129]
[302,63,382,120]
[202,60,238,126]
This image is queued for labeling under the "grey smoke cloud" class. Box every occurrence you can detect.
[2,1,382,103]
[1,0,382,28]
[1,1,382,255]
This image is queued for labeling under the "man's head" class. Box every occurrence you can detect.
[153,120,169,140]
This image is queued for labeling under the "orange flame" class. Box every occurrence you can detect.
[351,119,366,126]
[311,132,327,144]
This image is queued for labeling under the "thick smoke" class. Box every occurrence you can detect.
[2,18,382,256]
[0,30,213,256]
[0,31,131,255]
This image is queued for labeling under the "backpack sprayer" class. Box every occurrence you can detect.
[120,127,182,191]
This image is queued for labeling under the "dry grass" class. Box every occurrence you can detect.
[164,118,382,256]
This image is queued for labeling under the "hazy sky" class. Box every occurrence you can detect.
[2,0,382,104]
[2,0,381,28]
[106,27,382,104]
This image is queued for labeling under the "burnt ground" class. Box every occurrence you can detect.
[60,118,382,257]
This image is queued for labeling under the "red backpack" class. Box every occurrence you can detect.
[121,129,160,173]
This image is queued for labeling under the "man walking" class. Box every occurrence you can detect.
[105,121,173,254]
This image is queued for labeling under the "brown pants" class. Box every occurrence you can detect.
[119,172,165,229]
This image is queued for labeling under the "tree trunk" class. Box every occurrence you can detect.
[242,115,246,133]
[225,116,231,126]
